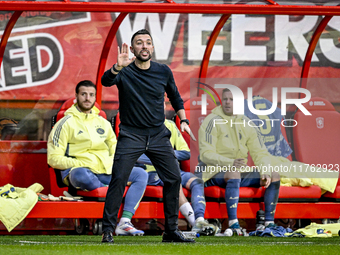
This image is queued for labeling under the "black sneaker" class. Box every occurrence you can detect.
[102,231,114,243]
[192,219,217,236]
[162,229,195,243]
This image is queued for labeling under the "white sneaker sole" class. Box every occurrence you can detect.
[115,232,144,236]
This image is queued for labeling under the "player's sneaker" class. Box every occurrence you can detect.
[102,231,114,243]
[162,229,195,243]
[115,221,144,236]
[266,223,277,228]
[255,224,265,231]
[256,222,277,231]
[229,222,248,236]
[192,219,217,236]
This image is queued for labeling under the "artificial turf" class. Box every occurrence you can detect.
[0,235,339,255]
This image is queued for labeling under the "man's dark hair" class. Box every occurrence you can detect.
[75,80,97,94]
[222,88,231,94]
[131,29,153,45]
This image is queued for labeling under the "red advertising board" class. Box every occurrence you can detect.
[1,12,339,105]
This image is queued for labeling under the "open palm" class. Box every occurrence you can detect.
[117,43,135,68]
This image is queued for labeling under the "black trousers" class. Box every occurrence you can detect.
[102,125,181,233]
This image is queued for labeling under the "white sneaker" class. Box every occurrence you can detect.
[255,224,266,231]
[192,219,216,236]
[115,221,144,236]
[229,222,249,236]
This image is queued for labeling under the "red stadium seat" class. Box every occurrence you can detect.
[279,185,321,201]
[293,97,340,165]
[278,120,321,201]
[292,97,340,201]
[323,178,340,201]
[113,111,120,136]
[143,185,190,201]
[204,186,265,202]
[48,166,110,201]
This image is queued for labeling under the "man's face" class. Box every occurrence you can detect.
[222,91,234,116]
[130,34,154,62]
[76,86,96,113]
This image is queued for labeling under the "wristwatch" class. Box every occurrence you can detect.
[180,119,190,125]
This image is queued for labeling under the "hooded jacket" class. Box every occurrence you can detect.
[198,106,284,182]
[47,104,116,175]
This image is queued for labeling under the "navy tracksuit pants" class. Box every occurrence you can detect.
[102,125,181,233]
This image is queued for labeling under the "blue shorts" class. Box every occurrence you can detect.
[148,170,196,187]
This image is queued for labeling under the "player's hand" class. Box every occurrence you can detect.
[260,174,271,188]
[233,158,247,169]
[180,122,196,141]
[117,43,135,68]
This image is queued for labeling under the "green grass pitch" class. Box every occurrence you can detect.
[0,235,339,255]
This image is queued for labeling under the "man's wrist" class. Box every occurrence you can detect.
[180,119,189,125]
[111,64,122,73]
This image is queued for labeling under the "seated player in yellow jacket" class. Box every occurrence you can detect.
[47,80,147,236]
[197,88,339,235]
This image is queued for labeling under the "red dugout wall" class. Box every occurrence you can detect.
[0,1,340,117]
[0,0,340,196]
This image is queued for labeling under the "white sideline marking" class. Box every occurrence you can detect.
[16,240,340,246]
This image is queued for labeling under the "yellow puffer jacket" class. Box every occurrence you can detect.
[47,104,116,175]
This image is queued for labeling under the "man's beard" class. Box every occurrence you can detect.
[78,101,95,112]
[135,51,152,62]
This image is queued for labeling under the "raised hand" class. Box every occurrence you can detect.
[117,43,136,69]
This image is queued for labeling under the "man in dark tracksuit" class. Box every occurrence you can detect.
[101,29,196,243]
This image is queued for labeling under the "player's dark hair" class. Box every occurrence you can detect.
[75,80,97,94]
[131,29,153,45]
